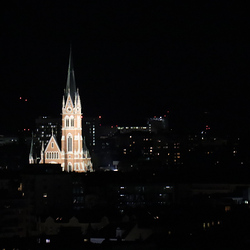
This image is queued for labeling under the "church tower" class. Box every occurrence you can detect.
[61,48,92,172]
[36,48,93,172]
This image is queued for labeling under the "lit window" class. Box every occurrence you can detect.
[43,193,47,198]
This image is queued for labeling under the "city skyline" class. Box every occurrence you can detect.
[2,2,250,135]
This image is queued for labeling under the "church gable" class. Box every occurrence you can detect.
[65,94,74,109]
[44,136,61,164]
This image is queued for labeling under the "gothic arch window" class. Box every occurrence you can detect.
[71,117,74,127]
[66,117,69,127]
[46,152,49,159]
[67,134,73,152]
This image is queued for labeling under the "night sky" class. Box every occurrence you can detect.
[2,1,250,135]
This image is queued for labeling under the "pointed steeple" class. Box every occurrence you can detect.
[83,136,91,158]
[65,46,77,104]
[29,132,34,164]
[40,141,45,164]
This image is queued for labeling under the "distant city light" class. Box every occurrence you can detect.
[99,115,102,119]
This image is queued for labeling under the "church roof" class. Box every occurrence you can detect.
[65,47,77,104]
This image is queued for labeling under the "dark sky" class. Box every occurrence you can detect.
[2,1,250,135]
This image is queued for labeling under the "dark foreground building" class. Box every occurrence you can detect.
[2,164,250,249]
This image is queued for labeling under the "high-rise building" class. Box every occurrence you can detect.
[29,49,93,172]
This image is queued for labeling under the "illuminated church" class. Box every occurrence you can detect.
[29,49,93,172]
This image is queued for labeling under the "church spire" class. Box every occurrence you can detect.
[65,46,77,104]
[29,132,34,164]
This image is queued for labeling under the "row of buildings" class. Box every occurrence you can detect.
[28,111,244,173]
[1,165,250,247]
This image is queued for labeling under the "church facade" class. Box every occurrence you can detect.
[29,49,93,172]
